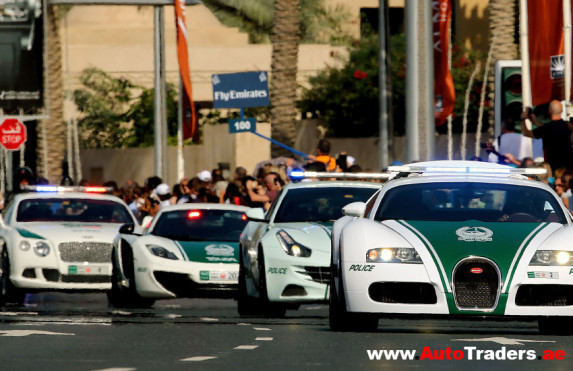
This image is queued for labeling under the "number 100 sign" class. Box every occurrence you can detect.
[229,117,256,133]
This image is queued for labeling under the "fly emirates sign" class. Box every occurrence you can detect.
[212,71,270,109]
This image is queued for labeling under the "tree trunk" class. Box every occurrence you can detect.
[38,5,66,184]
[487,0,519,138]
[270,0,301,158]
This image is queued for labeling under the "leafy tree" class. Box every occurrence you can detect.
[297,33,490,137]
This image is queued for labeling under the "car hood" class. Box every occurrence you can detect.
[395,220,561,284]
[174,241,239,264]
[16,222,122,243]
[271,222,333,254]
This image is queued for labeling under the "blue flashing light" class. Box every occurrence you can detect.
[289,169,305,182]
[35,185,59,192]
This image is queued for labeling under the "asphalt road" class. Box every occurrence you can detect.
[0,292,571,371]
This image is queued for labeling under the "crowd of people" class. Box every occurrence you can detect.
[99,139,367,223]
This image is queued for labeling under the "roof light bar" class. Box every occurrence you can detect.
[20,185,113,193]
[388,165,547,176]
[289,170,391,181]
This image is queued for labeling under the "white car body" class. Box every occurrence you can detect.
[238,181,380,317]
[110,203,249,307]
[0,188,137,298]
[330,161,573,333]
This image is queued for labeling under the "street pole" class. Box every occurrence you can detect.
[405,0,419,162]
[424,0,435,160]
[154,6,168,181]
[378,0,388,170]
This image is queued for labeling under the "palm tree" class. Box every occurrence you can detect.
[38,5,66,184]
[269,0,301,157]
[486,0,519,139]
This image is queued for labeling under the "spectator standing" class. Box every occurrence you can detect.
[554,177,570,210]
[520,101,573,173]
[308,139,337,171]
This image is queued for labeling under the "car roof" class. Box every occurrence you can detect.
[284,180,382,190]
[13,191,125,202]
[155,203,251,213]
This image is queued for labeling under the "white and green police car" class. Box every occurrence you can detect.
[0,185,137,305]
[330,161,573,334]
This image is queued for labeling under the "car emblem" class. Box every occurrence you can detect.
[456,226,493,242]
[470,267,483,274]
[205,244,235,256]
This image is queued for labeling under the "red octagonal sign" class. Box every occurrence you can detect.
[0,118,27,151]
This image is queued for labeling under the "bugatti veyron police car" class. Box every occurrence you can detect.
[330,161,573,334]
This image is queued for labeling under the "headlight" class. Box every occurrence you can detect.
[530,250,573,266]
[34,241,50,257]
[276,230,311,257]
[366,248,422,263]
[19,241,31,251]
[146,245,178,260]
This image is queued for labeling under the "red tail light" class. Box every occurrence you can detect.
[188,211,201,219]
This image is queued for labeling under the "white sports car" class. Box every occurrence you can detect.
[0,186,137,305]
[108,203,250,308]
[238,181,380,317]
[330,161,573,334]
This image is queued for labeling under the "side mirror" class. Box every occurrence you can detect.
[342,202,366,218]
[141,215,154,230]
[246,208,267,222]
[119,223,135,234]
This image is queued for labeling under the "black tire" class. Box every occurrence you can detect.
[329,262,377,332]
[0,247,26,306]
[257,247,286,318]
[237,245,260,316]
[107,246,155,309]
[538,317,573,335]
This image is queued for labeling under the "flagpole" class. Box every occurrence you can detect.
[177,79,184,181]
[519,0,533,131]
[564,0,572,117]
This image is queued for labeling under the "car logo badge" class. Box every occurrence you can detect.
[456,227,493,242]
[470,267,483,274]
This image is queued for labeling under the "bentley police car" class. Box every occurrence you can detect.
[330,161,573,334]
[238,180,380,317]
[108,203,249,308]
[0,185,137,305]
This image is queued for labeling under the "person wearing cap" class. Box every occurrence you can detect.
[154,183,172,210]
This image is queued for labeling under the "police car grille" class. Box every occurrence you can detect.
[453,259,500,310]
[369,282,437,304]
[302,266,330,284]
[58,242,113,263]
[515,285,573,306]
[43,269,109,283]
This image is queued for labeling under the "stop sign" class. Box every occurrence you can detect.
[0,118,27,151]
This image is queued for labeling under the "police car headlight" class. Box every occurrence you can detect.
[530,250,573,266]
[34,242,50,257]
[366,248,421,263]
[276,230,311,257]
[19,241,31,251]
[146,245,178,260]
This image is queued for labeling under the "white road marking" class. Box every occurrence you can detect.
[200,317,219,322]
[111,310,133,316]
[0,330,74,337]
[162,313,182,319]
[0,312,38,316]
[181,356,217,362]
[91,368,136,371]
[452,337,556,345]
[255,337,273,341]
[254,327,271,331]
[234,345,258,350]
[238,322,251,326]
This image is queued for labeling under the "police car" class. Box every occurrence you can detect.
[330,161,573,334]
[108,203,250,308]
[0,185,138,305]
[238,180,380,317]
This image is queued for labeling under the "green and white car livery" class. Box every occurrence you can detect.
[0,186,137,304]
[109,203,249,308]
[238,181,380,317]
[330,160,573,333]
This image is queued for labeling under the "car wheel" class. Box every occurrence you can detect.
[0,247,26,306]
[538,317,573,335]
[257,247,286,318]
[237,245,260,316]
[106,246,155,309]
[329,263,377,332]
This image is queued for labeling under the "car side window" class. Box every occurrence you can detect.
[364,190,380,218]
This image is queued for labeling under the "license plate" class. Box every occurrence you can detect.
[200,270,238,281]
[68,265,109,275]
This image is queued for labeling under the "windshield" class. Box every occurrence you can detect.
[274,186,378,223]
[16,198,133,224]
[151,209,248,242]
[374,182,567,224]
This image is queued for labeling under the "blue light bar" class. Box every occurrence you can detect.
[388,165,546,176]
